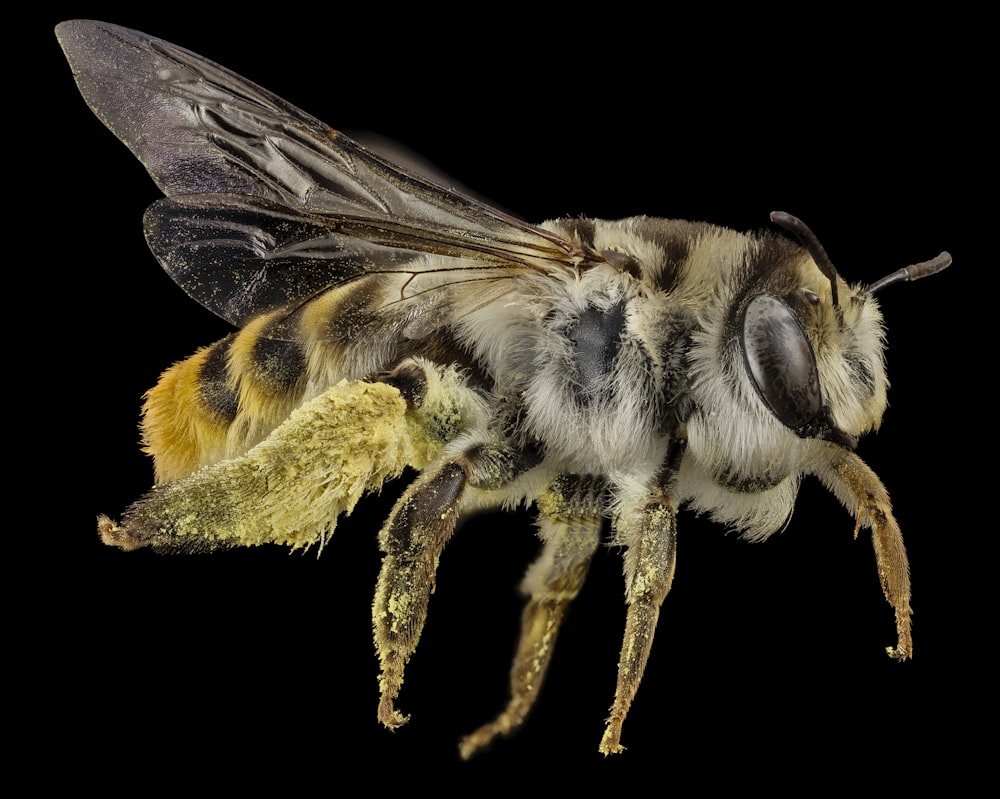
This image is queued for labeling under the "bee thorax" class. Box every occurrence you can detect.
[523,289,669,474]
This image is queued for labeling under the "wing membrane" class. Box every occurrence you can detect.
[145,195,538,326]
[57,20,588,323]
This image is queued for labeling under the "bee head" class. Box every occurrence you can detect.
[740,212,951,449]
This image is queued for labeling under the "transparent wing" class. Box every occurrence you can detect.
[142,193,556,326]
[57,20,588,325]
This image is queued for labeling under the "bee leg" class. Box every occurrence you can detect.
[98,377,415,552]
[821,449,912,659]
[373,460,467,729]
[599,432,685,755]
[599,493,678,755]
[458,475,604,760]
[373,436,541,730]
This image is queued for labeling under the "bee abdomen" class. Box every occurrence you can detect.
[142,337,239,483]
[143,319,313,483]
[141,277,483,484]
[138,265,375,484]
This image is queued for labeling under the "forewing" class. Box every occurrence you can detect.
[57,20,585,325]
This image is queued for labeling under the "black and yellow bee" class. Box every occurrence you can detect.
[58,20,951,756]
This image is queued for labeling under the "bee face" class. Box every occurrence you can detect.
[734,266,890,445]
[58,20,953,759]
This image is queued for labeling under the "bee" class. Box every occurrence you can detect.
[58,19,951,757]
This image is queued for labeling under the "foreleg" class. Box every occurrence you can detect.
[818,448,912,659]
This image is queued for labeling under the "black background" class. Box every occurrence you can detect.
[33,6,982,790]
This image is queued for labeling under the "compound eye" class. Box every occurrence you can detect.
[740,295,822,431]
